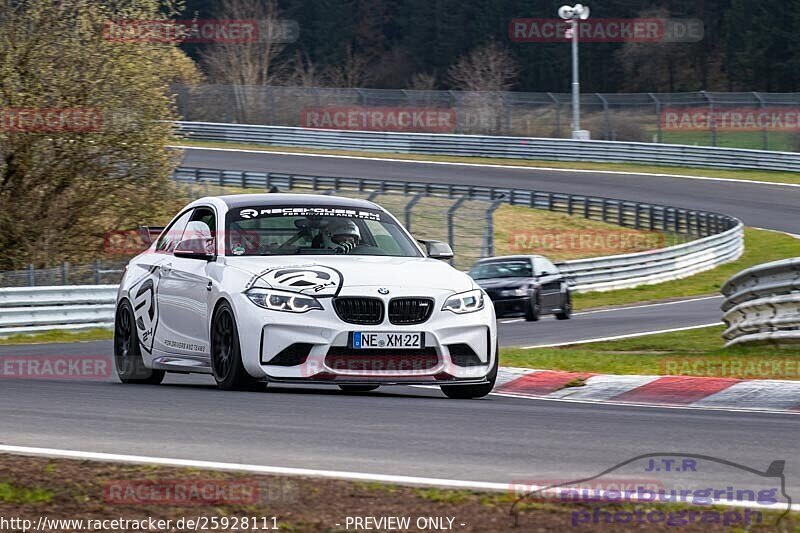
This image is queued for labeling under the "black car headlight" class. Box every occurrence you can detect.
[442,289,485,314]
[245,288,323,313]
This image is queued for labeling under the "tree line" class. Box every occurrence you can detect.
[184,0,800,93]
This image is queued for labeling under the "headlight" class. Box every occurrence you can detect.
[500,287,528,297]
[245,288,323,313]
[442,289,485,314]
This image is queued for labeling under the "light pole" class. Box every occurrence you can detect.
[558,4,590,139]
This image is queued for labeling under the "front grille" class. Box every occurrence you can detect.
[388,297,434,325]
[325,348,439,372]
[267,343,313,366]
[333,297,384,325]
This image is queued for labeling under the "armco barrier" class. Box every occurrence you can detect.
[175,121,800,172]
[0,285,118,334]
[721,258,800,347]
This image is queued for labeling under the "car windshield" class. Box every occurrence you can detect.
[469,260,533,280]
[225,205,423,257]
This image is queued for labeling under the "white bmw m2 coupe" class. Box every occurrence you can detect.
[114,194,498,398]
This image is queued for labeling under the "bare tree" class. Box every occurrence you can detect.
[200,0,288,120]
[447,42,519,134]
[285,51,323,87]
[324,45,372,88]
[408,72,437,91]
[447,41,519,92]
[614,8,722,92]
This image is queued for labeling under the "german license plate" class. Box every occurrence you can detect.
[352,332,423,349]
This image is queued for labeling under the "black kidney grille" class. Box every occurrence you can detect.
[388,298,434,325]
[333,297,384,325]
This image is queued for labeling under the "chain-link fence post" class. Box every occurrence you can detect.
[482,198,505,258]
[649,92,661,143]
[597,93,610,140]
[701,91,715,147]
[446,196,468,266]
[27,264,34,287]
[754,91,767,150]
[404,194,424,232]
[61,262,69,285]
[93,260,101,285]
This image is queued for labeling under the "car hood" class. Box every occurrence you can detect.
[222,255,475,295]
[473,277,532,289]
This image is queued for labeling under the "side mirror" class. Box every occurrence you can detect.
[138,225,165,246]
[174,238,214,260]
[418,239,454,260]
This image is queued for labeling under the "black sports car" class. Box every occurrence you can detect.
[468,255,572,321]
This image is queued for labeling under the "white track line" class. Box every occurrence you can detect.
[518,323,721,349]
[172,145,800,189]
[0,444,505,492]
[751,226,800,239]
[0,444,796,512]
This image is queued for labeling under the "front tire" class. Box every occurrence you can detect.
[440,343,498,399]
[524,293,541,322]
[114,300,164,385]
[210,302,262,391]
[555,291,572,320]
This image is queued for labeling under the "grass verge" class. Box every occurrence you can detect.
[176,138,800,185]
[0,328,112,345]
[573,227,800,309]
[500,325,800,380]
[1,454,794,532]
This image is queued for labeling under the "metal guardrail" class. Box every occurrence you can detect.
[0,285,118,334]
[721,258,800,347]
[175,121,800,171]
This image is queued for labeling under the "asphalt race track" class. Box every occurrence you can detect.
[0,343,798,495]
[1,150,798,499]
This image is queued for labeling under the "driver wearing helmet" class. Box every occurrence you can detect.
[325,219,361,254]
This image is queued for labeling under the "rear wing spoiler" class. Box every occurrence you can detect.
[138,226,165,245]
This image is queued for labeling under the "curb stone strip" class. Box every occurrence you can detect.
[496,366,800,412]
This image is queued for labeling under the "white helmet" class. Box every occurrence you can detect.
[327,219,361,245]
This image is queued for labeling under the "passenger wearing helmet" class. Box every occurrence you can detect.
[325,219,361,254]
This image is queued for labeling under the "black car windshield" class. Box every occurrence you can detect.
[225,205,423,257]
[469,260,532,280]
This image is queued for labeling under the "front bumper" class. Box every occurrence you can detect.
[490,296,529,317]
[231,288,497,383]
